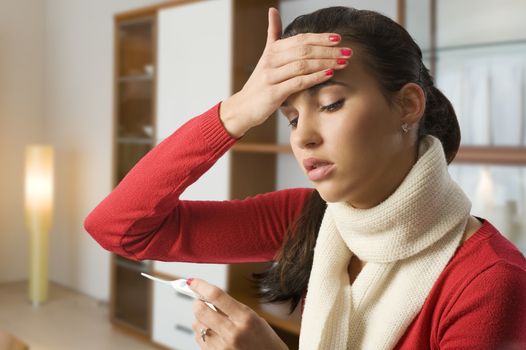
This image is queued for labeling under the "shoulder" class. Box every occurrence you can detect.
[423,218,526,325]
[433,219,526,347]
[436,260,526,348]
[441,218,526,288]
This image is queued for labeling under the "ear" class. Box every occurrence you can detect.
[397,83,426,127]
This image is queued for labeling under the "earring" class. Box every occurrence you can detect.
[401,123,410,133]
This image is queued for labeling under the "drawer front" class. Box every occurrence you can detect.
[152,282,199,350]
[153,261,228,289]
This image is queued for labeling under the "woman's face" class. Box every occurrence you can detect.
[280,49,414,208]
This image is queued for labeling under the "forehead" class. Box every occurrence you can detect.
[281,48,372,106]
[332,46,371,85]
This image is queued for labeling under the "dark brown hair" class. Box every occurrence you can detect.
[252,6,461,314]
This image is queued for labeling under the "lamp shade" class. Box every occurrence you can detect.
[24,144,54,306]
[24,145,54,232]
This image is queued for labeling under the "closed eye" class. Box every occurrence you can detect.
[320,98,345,113]
[286,98,346,129]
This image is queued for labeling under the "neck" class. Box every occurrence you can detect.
[347,141,419,209]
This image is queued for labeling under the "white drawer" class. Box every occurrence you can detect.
[153,261,228,289]
[152,282,199,350]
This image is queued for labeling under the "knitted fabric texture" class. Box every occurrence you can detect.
[298,135,472,350]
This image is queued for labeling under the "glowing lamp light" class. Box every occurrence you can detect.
[24,145,54,307]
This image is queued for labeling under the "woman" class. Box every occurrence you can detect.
[84,6,526,350]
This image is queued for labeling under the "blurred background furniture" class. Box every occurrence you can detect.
[403,0,526,250]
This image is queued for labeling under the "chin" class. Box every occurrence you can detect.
[315,185,345,204]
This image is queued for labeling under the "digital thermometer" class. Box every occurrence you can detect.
[140,272,217,311]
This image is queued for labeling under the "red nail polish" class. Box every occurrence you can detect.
[328,34,340,42]
[325,69,334,76]
[186,278,194,286]
[337,59,347,65]
[341,48,352,57]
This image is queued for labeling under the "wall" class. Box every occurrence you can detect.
[43,0,171,301]
[0,0,45,283]
[0,0,169,303]
[437,0,526,47]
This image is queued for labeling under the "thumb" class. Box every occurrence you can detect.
[265,7,282,48]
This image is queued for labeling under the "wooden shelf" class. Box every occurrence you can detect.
[111,11,156,339]
[233,143,526,166]
[117,136,154,145]
[115,256,150,273]
[119,74,154,82]
[454,146,526,165]
[232,143,291,154]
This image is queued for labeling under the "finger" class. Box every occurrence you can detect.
[272,32,343,52]
[275,68,335,99]
[265,7,282,48]
[192,320,222,348]
[192,298,235,340]
[269,45,352,69]
[268,58,348,85]
[188,278,252,322]
[267,45,352,69]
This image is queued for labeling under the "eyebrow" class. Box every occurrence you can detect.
[280,80,350,108]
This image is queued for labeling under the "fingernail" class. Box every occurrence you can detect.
[325,69,334,76]
[186,278,194,286]
[328,34,340,42]
[337,59,347,65]
[341,48,353,57]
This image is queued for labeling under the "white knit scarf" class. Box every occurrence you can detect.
[298,135,472,350]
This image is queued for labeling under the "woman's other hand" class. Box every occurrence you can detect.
[189,278,288,350]
[219,7,352,138]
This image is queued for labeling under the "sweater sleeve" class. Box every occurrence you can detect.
[83,102,313,263]
[437,261,526,349]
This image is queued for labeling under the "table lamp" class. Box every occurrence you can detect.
[24,145,54,307]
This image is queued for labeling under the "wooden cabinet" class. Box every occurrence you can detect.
[111,1,402,349]
[112,1,296,348]
[111,12,156,337]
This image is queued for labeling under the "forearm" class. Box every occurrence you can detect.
[83,102,237,258]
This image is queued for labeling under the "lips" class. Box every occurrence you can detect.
[303,157,335,181]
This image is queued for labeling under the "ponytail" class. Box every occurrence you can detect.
[418,64,461,164]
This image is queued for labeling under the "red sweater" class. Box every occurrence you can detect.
[84,102,526,349]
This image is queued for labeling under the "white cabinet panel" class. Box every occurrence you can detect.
[152,282,199,350]
[156,0,233,201]
[156,0,232,142]
[155,0,232,278]
[154,0,233,343]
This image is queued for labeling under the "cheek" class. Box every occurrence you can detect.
[331,103,392,171]
[335,103,384,147]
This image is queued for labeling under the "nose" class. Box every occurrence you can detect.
[290,114,322,150]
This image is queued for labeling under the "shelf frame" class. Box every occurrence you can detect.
[233,142,526,166]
